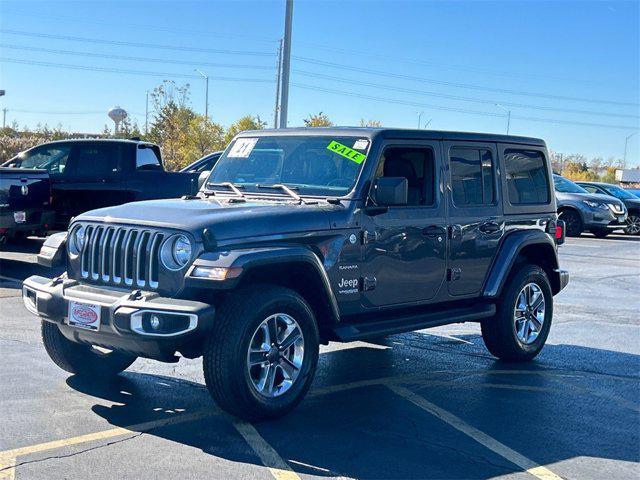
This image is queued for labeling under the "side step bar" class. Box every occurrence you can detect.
[331,303,496,342]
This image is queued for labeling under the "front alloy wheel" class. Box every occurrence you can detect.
[625,214,640,235]
[247,313,304,398]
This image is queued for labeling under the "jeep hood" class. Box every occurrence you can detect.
[77,197,334,240]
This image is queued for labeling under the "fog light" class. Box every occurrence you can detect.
[149,314,161,330]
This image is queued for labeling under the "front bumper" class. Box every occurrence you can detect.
[583,208,627,230]
[22,275,214,361]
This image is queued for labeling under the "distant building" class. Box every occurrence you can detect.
[615,169,640,184]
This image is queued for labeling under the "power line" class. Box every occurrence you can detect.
[292,83,638,130]
[293,70,639,119]
[0,29,277,57]
[0,44,275,71]
[293,56,639,108]
[0,58,275,83]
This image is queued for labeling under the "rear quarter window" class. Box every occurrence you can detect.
[504,149,550,205]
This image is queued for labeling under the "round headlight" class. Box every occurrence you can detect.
[72,225,86,253]
[172,235,192,267]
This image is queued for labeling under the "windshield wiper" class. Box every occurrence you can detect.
[256,184,307,204]
[206,182,246,199]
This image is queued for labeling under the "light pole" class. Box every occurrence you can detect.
[194,69,209,120]
[494,103,511,134]
[417,111,424,129]
[623,132,638,169]
[278,0,294,129]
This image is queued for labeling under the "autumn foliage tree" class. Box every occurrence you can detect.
[303,112,333,127]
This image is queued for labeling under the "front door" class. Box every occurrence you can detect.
[444,142,504,296]
[361,141,447,308]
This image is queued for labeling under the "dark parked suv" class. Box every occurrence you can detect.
[23,128,568,420]
[554,175,627,237]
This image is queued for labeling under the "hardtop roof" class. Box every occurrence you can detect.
[236,127,546,147]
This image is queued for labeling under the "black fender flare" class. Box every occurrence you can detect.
[186,246,340,323]
[37,231,68,268]
[483,230,561,298]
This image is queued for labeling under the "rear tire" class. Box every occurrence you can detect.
[41,321,136,377]
[203,285,319,421]
[481,265,553,362]
[591,229,610,238]
[559,209,582,237]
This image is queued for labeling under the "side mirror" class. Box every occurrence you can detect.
[198,171,210,190]
[372,177,408,206]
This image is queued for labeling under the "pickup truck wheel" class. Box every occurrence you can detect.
[481,265,553,361]
[203,285,319,421]
[41,321,136,377]
[558,209,582,237]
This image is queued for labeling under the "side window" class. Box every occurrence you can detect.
[375,146,435,206]
[449,148,495,206]
[504,149,550,204]
[136,147,162,170]
[70,144,123,177]
[582,185,598,194]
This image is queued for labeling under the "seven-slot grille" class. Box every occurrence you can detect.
[80,225,165,289]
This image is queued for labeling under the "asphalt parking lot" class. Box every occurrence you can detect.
[0,235,638,480]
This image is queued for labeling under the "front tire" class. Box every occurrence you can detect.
[481,265,553,361]
[203,285,319,421]
[559,209,582,237]
[624,214,640,235]
[41,321,136,377]
[591,228,610,238]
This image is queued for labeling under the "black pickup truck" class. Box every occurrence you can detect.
[2,139,200,230]
[0,167,54,243]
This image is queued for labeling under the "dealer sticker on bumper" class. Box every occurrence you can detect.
[14,211,26,223]
[67,301,101,331]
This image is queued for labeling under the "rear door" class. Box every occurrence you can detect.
[445,142,504,296]
[54,142,130,226]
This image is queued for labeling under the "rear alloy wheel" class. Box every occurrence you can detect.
[559,209,582,237]
[624,214,640,235]
[481,264,553,361]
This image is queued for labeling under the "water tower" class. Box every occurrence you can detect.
[108,106,127,134]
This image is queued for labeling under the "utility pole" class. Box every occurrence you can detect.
[145,91,149,135]
[273,39,283,128]
[417,111,423,129]
[623,132,638,169]
[194,69,209,119]
[494,103,511,134]
[278,0,293,129]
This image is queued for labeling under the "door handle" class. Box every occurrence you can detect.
[479,222,501,234]
[422,225,446,237]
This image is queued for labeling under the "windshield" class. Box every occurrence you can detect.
[4,144,71,175]
[207,135,371,196]
[602,184,637,200]
[553,175,588,194]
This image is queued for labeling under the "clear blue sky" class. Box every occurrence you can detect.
[1,0,639,165]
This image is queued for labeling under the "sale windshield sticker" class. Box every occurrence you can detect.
[228,138,259,158]
[327,140,367,164]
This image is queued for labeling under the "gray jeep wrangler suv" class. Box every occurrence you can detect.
[23,128,568,420]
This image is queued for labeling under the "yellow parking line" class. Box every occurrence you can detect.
[232,420,301,480]
[0,410,217,478]
[387,385,563,480]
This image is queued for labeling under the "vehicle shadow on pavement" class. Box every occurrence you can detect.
[65,338,640,479]
[67,340,640,478]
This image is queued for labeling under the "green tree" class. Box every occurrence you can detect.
[223,115,267,145]
[179,116,225,165]
[303,112,333,127]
